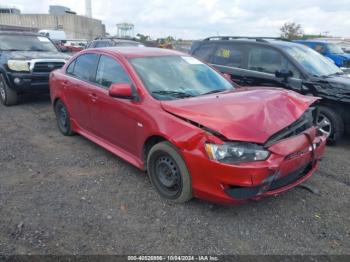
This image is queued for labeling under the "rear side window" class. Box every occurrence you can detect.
[95,55,131,88]
[247,46,301,78]
[70,53,99,82]
[192,44,216,62]
[95,41,110,48]
[212,44,244,68]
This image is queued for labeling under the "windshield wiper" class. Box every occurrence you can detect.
[152,90,194,98]
[201,89,227,96]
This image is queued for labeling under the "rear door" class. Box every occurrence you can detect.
[64,53,99,131]
[209,42,249,85]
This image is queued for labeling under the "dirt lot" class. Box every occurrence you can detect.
[0,94,349,255]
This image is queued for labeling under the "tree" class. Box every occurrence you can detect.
[136,33,150,42]
[165,36,175,43]
[280,22,304,40]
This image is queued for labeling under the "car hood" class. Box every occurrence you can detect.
[3,51,70,60]
[339,53,350,60]
[161,88,318,144]
[324,73,350,90]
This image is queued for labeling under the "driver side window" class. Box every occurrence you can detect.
[248,47,301,78]
[95,55,131,89]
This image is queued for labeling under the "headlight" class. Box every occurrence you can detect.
[205,142,270,164]
[7,60,30,72]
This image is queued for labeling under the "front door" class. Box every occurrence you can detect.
[88,55,140,155]
[243,45,303,91]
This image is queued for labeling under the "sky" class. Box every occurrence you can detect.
[5,0,350,39]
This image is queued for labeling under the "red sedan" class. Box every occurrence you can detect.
[49,47,327,205]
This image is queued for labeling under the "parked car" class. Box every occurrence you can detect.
[49,47,326,205]
[0,30,70,106]
[64,40,88,53]
[38,29,67,42]
[295,40,350,69]
[86,37,144,49]
[190,36,350,143]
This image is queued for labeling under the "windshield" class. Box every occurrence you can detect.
[129,56,234,100]
[327,43,345,54]
[282,44,342,77]
[0,35,58,52]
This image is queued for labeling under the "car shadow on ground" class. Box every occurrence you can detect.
[17,93,51,105]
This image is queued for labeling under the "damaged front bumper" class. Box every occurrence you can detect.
[226,162,316,200]
[183,127,327,205]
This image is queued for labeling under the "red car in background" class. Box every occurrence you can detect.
[49,47,327,205]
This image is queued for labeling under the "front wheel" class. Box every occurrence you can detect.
[317,106,344,144]
[147,141,192,203]
[0,74,18,106]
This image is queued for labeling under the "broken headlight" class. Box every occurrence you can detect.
[205,142,270,164]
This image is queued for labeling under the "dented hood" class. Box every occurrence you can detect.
[161,88,318,144]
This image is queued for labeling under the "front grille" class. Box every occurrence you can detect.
[225,163,313,200]
[32,62,65,73]
[265,107,316,147]
[269,164,312,191]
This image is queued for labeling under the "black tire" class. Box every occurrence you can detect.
[317,105,344,144]
[147,141,192,203]
[54,100,75,136]
[0,74,18,106]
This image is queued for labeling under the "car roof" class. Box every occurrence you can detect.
[198,38,305,49]
[296,40,329,44]
[0,30,40,36]
[92,47,185,58]
[95,38,138,43]
[266,39,306,48]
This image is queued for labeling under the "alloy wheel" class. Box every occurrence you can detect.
[317,113,332,138]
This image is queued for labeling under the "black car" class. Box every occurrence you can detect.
[86,37,144,49]
[0,31,70,106]
[190,36,350,143]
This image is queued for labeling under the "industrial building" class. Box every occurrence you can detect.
[0,6,21,14]
[0,2,105,40]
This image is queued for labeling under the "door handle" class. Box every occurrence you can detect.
[62,81,68,89]
[88,93,98,102]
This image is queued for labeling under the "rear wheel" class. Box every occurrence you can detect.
[317,106,344,144]
[147,141,192,203]
[0,74,18,106]
[54,100,74,136]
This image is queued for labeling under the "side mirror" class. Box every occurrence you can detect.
[275,70,293,80]
[109,83,133,99]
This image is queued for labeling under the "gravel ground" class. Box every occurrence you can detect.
[0,94,349,255]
